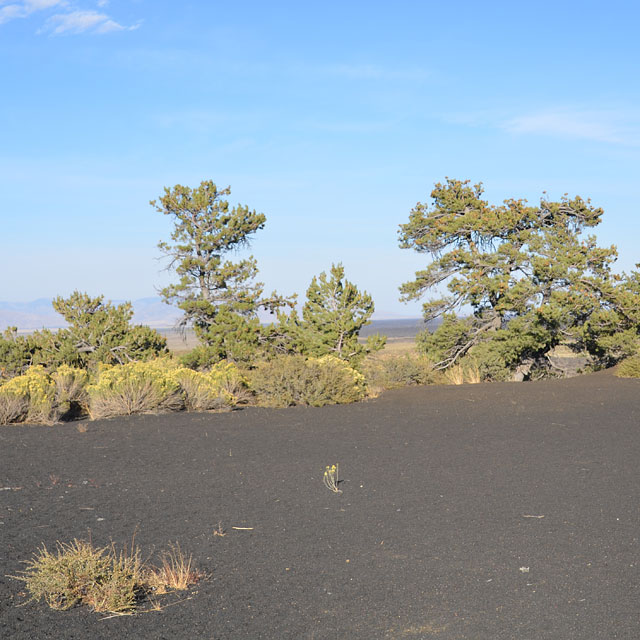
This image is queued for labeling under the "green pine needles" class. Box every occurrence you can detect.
[400,178,640,379]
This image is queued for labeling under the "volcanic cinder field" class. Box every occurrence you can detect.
[1,371,639,639]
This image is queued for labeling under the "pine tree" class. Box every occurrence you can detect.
[295,263,385,363]
[400,178,640,378]
[153,180,291,363]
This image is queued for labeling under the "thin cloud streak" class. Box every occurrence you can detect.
[0,0,66,24]
[502,109,640,146]
[40,9,138,34]
[0,0,138,34]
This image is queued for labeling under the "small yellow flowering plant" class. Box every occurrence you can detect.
[323,464,342,493]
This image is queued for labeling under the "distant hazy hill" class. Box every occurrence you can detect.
[0,297,182,331]
[0,297,428,334]
[0,299,68,330]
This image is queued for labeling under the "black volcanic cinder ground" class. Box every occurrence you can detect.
[1,371,639,639]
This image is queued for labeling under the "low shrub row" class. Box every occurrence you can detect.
[0,360,246,425]
[1,352,463,425]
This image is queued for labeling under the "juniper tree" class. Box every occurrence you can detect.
[399,178,640,378]
[153,180,292,363]
[32,292,167,369]
[0,327,34,379]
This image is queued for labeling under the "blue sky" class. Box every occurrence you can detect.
[1,0,639,318]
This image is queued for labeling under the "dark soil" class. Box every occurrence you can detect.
[1,372,639,639]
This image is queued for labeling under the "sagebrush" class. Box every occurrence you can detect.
[15,539,144,613]
[0,366,58,425]
[249,355,365,407]
[87,361,183,419]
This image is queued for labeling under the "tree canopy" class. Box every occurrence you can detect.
[0,292,167,376]
[153,180,292,363]
[399,178,640,379]
[283,263,385,363]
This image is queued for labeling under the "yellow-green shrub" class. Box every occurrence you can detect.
[169,365,241,411]
[17,539,145,613]
[0,366,58,425]
[616,354,640,378]
[248,355,365,408]
[88,361,183,420]
[206,361,249,404]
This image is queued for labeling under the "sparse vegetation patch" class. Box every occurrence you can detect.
[13,538,202,614]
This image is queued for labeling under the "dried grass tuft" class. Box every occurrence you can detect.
[12,537,204,614]
[0,390,29,425]
[145,543,203,594]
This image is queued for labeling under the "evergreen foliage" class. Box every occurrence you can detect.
[33,292,167,370]
[0,295,167,378]
[0,327,35,380]
[400,178,640,378]
[281,263,385,364]
[153,180,293,364]
[615,354,640,378]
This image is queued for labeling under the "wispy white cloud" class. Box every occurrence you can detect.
[446,107,640,147]
[0,0,66,24]
[0,0,138,34]
[40,9,138,34]
[502,109,640,146]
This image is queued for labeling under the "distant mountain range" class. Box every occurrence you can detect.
[0,298,424,332]
[0,297,182,331]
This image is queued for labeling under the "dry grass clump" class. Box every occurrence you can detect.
[444,359,482,385]
[249,355,365,407]
[145,543,203,594]
[0,389,30,425]
[14,538,203,614]
[88,361,184,419]
[52,365,89,419]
